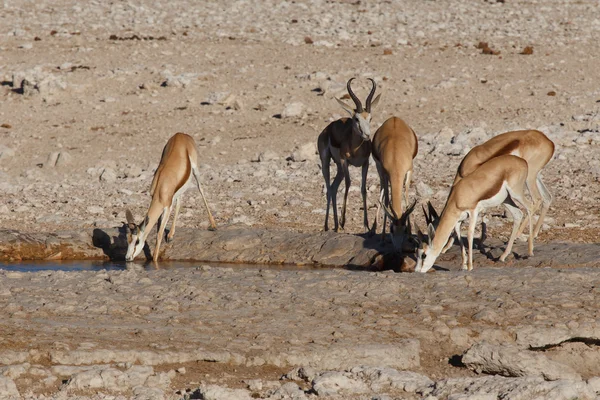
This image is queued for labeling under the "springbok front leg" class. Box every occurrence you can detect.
[166,196,181,243]
[499,201,523,262]
[154,206,171,262]
[466,210,479,271]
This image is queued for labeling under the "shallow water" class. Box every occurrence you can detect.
[0,260,324,273]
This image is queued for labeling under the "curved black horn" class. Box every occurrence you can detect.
[346,78,363,113]
[365,78,377,112]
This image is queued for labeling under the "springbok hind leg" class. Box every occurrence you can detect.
[192,167,217,230]
[533,176,552,238]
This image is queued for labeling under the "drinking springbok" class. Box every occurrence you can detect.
[372,116,418,250]
[126,132,217,262]
[415,155,534,272]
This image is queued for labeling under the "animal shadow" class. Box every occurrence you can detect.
[92,225,151,261]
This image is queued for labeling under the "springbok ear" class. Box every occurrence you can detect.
[427,223,436,245]
[336,98,355,117]
[126,209,136,224]
[369,93,381,110]
[422,204,430,225]
[416,228,424,244]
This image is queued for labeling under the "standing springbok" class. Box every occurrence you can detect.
[317,78,380,232]
[372,116,419,250]
[125,132,217,262]
[430,129,555,254]
[415,155,534,273]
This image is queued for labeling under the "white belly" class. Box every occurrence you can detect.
[476,182,508,212]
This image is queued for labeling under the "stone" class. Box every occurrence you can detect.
[416,181,434,198]
[428,376,595,400]
[258,150,279,162]
[100,168,118,183]
[0,145,15,161]
[65,365,158,392]
[290,142,317,162]
[190,384,253,400]
[462,342,581,381]
[282,102,305,118]
[0,376,19,399]
[312,371,370,396]
[436,126,455,143]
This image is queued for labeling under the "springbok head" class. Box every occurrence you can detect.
[336,78,381,141]
[379,199,417,252]
[125,209,146,261]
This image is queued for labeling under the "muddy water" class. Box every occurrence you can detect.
[0,260,328,272]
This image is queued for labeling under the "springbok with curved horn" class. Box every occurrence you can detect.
[430,129,554,253]
[372,116,419,250]
[415,155,534,273]
[317,78,381,232]
[125,132,217,262]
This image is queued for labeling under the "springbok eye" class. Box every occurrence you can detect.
[421,253,426,260]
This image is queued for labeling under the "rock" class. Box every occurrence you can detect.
[284,366,318,382]
[428,376,595,400]
[349,366,433,393]
[258,150,279,162]
[462,342,581,381]
[223,94,244,110]
[0,363,30,379]
[100,168,118,183]
[0,376,19,399]
[312,371,370,396]
[12,67,67,98]
[190,384,253,400]
[436,127,455,143]
[0,351,29,365]
[55,151,72,166]
[45,151,72,168]
[65,365,162,392]
[86,206,104,215]
[416,181,434,198]
[290,142,317,162]
[0,145,15,161]
[268,382,307,399]
[282,102,305,118]
[205,91,230,105]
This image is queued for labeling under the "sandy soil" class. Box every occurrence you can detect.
[1,0,600,398]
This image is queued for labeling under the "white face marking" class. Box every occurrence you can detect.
[354,114,371,140]
[415,244,436,273]
[125,228,145,261]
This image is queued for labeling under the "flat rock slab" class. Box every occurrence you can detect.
[1,226,600,271]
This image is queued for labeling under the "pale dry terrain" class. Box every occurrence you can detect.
[1,0,600,398]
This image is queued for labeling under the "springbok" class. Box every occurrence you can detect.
[317,77,380,232]
[415,155,534,273]
[125,132,217,262]
[372,116,419,250]
[431,129,554,253]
